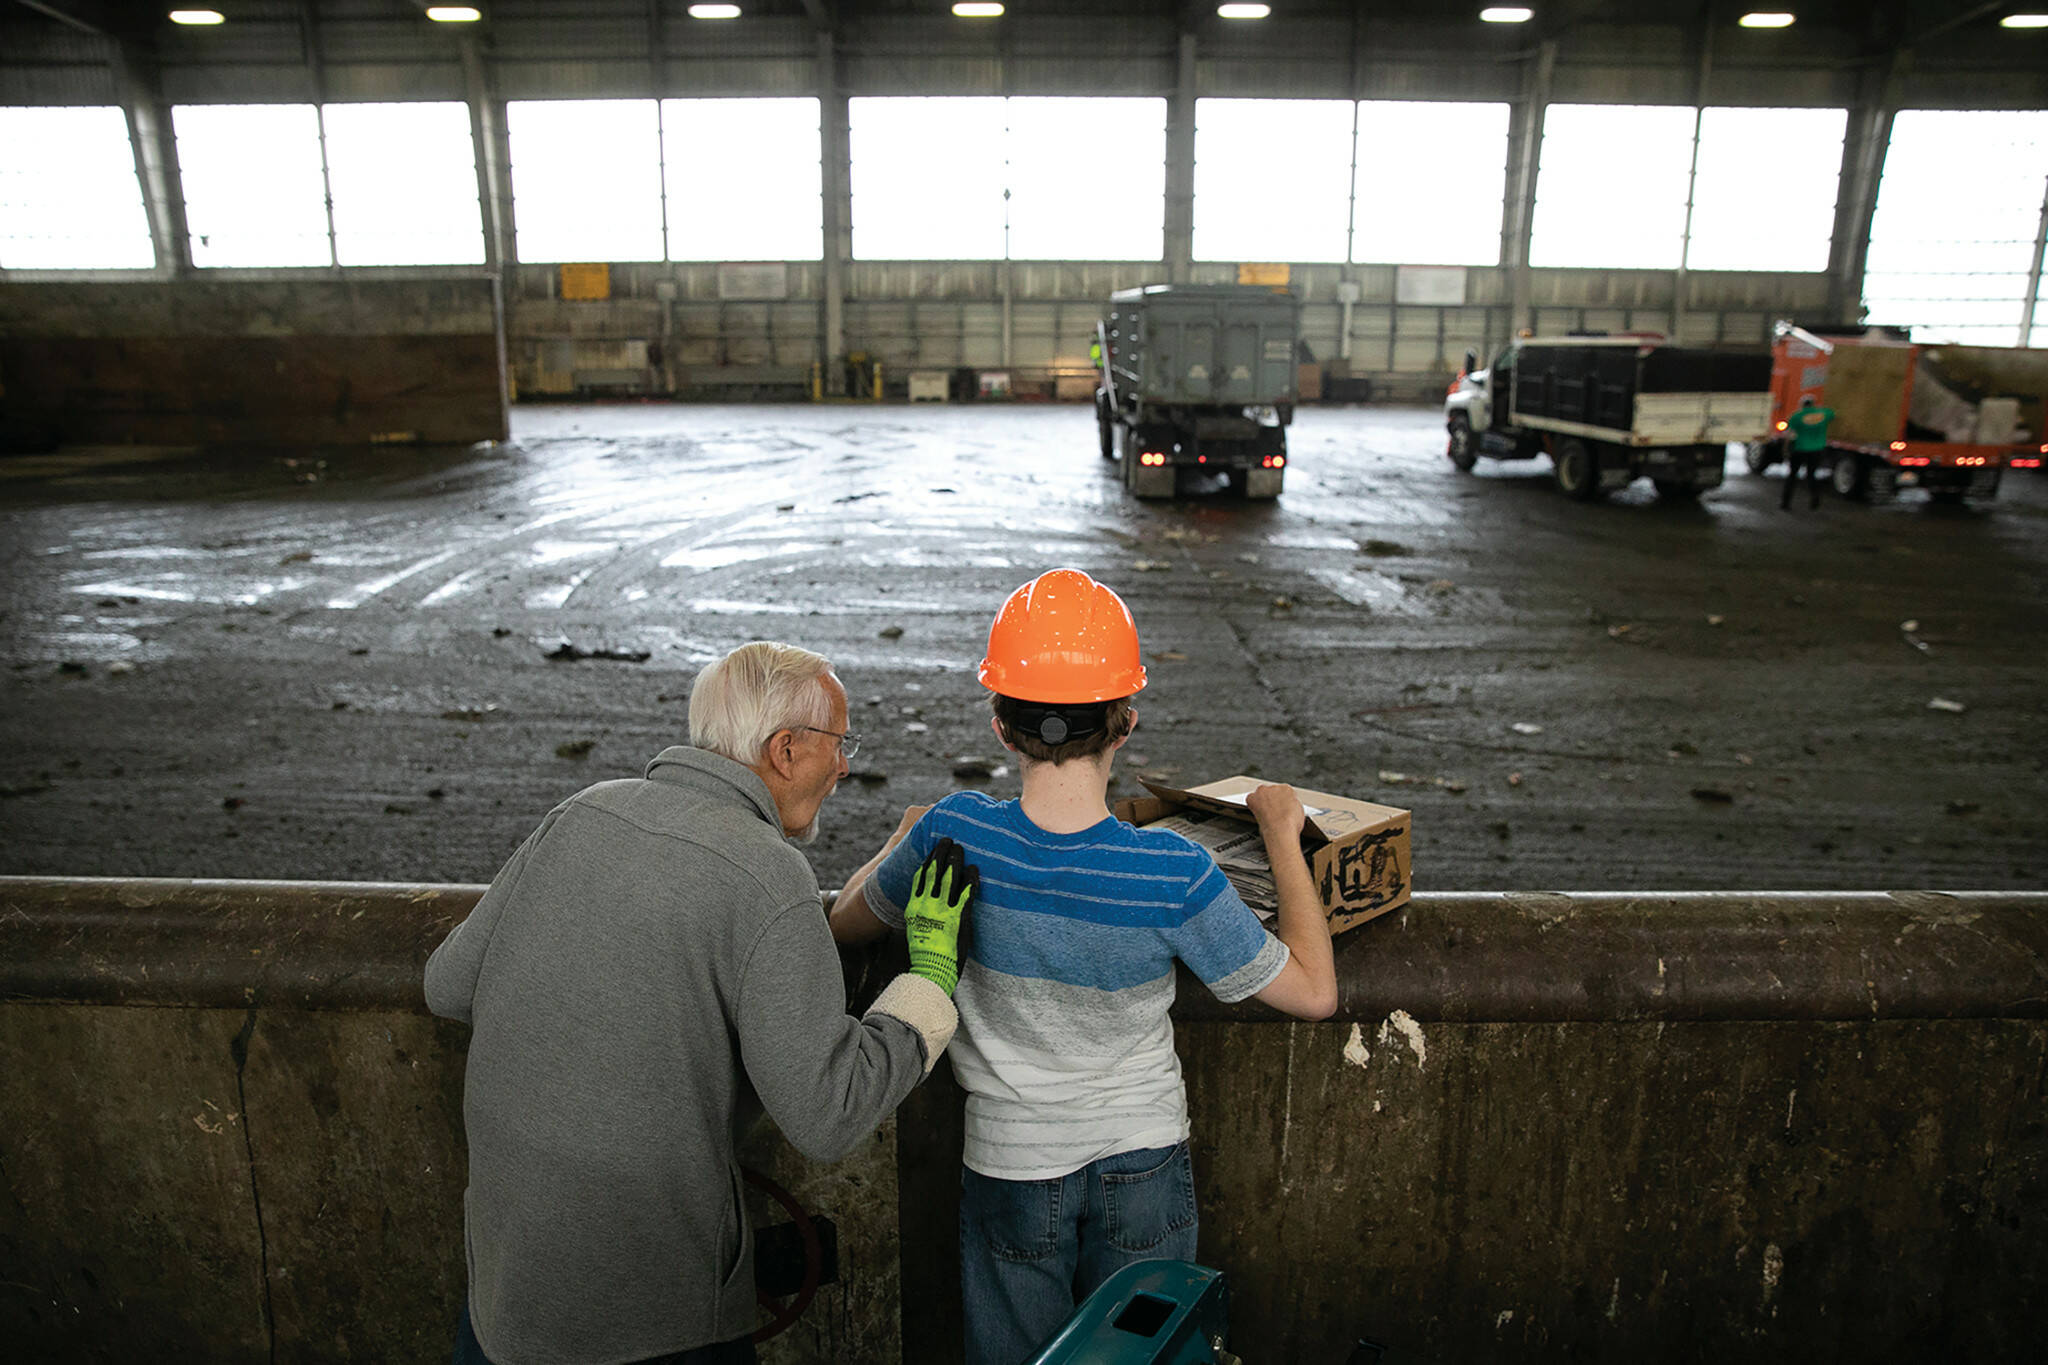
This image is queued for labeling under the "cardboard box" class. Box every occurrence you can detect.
[1114,775,1410,935]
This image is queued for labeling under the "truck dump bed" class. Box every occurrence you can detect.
[1105,284,1299,407]
[1508,340,1771,446]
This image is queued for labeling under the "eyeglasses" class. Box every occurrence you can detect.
[801,725,861,759]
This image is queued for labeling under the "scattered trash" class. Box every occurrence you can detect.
[440,706,499,722]
[1425,579,1457,596]
[776,503,795,512]
[877,625,904,640]
[384,803,414,815]
[851,770,888,786]
[107,661,136,677]
[1507,772,1523,787]
[1271,596,1293,611]
[555,739,596,759]
[1900,619,1918,632]
[1238,553,1261,565]
[904,722,929,734]
[1150,650,1188,662]
[222,796,244,811]
[1945,800,1980,816]
[1900,620,1931,654]
[427,787,447,800]
[279,550,314,565]
[492,627,513,637]
[58,661,87,676]
[332,701,349,711]
[1736,753,1754,765]
[1378,770,1467,794]
[1926,697,1966,713]
[951,757,1008,780]
[1132,559,1171,572]
[1606,623,1636,640]
[544,640,650,663]
[1359,539,1408,557]
[1706,614,1725,627]
[1669,740,1699,757]
[1510,722,1543,736]
[1690,788,1735,804]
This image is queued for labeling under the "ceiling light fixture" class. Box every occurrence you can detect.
[1738,12,1796,27]
[424,6,482,20]
[952,3,1005,17]
[1217,3,1272,17]
[1479,6,1534,21]
[2000,13,2048,27]
[687,3,741,16]
[168,9,225,22]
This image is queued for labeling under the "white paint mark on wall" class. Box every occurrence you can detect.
[1343,1022,1371,1069]
[1762,1243,1784,1303]
[1607,1277,1621,1322]
[1495,1309,1515,1332]
[1784,1087,1798,1134]
[1378,1009,1427,1069]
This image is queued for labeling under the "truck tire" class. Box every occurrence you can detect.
[1553,438,1601,502]
[1830,452,1868,500]
[1744,441,1777,475]
[1446,415,1477,472]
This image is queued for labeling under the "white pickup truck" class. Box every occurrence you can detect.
[1444,336,1773,500]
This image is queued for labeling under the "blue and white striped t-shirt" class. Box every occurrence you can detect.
[869,790,1288,1181]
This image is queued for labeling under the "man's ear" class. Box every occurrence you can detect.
[1109,707,1137,750]
[764,728,800,779]
[990,715,1017,753]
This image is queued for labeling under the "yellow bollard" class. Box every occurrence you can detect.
[872,361,883,401]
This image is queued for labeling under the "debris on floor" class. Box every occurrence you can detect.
[555,739,596,759]
[1926,697,1966,713]
[543,640,650,663]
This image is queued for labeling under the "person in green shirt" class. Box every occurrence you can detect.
[1782,394,1836,510]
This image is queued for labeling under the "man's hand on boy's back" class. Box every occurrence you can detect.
[905,837,979,997]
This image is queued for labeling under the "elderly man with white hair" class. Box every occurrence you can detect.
[425,640,970,1365]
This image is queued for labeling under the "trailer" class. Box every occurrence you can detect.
[1096,284,1299,500]
[1444,336,1772,501]
[1746,323,2048,504]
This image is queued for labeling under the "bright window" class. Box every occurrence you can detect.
[174,104,332,268]
[1865,110,2048,345]
[507,99,665,263]
[850,98,1008,258]
[1353,101,1509,266]
[1005,98,1166,260]
[1530,104,1697,269]
[1687,107,1845,272]
[663,98,822,261]
[0,106,155,270]
[322,103,484,266]
[1194,99,1353,262]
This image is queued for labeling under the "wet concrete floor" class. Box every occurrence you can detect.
[2,402,2044,893]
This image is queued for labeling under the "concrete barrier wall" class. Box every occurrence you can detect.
[3,879,2044,1363]
[0,279,509,447]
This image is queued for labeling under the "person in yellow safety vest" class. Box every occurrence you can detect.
[1089,338,1103,371]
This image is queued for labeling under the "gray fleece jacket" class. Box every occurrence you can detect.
[424,746,955,1365]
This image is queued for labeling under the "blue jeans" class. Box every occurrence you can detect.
[959,1141,1200,1365]
[453,1299,756,1365]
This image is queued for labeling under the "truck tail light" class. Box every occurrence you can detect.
[1775,421,1787,431]
[1889,441,1907,451]
[1899,456,1931,466]
[1140,451,1167,466]
[1261,455,1285,468]
[2013,457,2042,468]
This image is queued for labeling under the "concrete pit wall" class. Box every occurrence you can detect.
[0,279,510,448]
[2,879,2043,1364]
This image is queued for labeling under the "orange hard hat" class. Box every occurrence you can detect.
[977,569,1147,704]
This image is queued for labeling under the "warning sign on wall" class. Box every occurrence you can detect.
[560,263,611,301]
[1237,263,1291,287]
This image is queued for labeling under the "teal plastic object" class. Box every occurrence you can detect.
[1025,1259,1230,1365]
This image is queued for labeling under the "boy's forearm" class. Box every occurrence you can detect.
[1263,829,1335,988]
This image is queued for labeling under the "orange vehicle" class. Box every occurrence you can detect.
[1750,322,2048,504]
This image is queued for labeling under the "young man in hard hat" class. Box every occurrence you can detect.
[830,568,1339,1365]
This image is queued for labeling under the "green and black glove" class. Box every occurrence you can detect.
[905,837,977,996]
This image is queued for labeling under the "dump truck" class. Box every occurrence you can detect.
[1444,335,1773,500]
[1745,323,2048,503]
[1096,284,1299,499]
